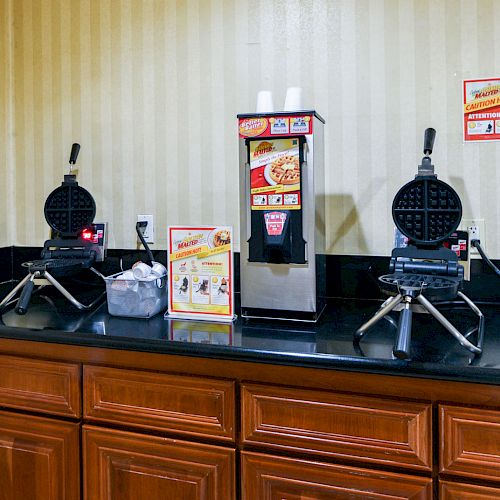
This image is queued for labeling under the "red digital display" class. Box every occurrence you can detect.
[81,229,93,240]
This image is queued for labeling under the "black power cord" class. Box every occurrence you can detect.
[136,221,154,266]
[471,239,500,278]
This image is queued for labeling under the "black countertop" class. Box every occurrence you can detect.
[0,283,499,385]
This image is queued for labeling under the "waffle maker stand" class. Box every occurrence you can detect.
[0,144,106,315]
[355,129,484,360]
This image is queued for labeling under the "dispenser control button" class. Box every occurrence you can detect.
[265,211,287,236]
[270,117,289,134]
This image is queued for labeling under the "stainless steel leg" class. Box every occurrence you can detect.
[44,271,105,311]
[355,294,404,339]
[457,291,485,354]
[416,294,482,355]
[0,274,32,310]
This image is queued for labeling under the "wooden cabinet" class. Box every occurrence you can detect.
[242,451,433,499]
[440,404,500,481]
[440,480,500,499]
[3,339,500,498]
[83,425,235,500]
[0,410,80,500]
[242,383,432,471]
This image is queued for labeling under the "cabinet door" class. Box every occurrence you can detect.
[84,425,235,500]
[242,451,433,499]
[440,404,500,481]
[0,410,80,500]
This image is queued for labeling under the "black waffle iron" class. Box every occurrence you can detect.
[355,129,484,359]
[0,144,106,315]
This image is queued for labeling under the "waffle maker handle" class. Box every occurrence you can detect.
[393,302,412,359]
[69,143,80,164]
[15,278,35,315]
[423,128,436,155]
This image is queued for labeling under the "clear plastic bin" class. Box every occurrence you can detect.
[104,272,168,318]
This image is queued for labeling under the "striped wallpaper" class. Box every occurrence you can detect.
[1,0,500,257]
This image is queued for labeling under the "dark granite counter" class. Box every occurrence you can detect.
[0,281,498,385]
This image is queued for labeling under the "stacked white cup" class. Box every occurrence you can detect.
[283,87,303,111]
[256,90,274,112]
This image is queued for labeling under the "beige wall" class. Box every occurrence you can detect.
[0,0,13,246]
[1,0,500,256]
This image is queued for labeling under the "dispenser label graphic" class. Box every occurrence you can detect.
[249,138,301,211]
[167,226,234,322]
[239,114,312,138]
[264,211,287,236]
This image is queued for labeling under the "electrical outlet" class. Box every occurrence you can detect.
[460,218,485,257]
[137,214,154,243]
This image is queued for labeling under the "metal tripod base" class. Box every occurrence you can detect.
[355,291,484,360]
[0,268,105,315]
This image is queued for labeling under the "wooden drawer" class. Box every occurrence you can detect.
[242,383,432,470]
[440,480,500,499]
[84,425,235,500]
[84,365,235,441]
[0,354,80,418]
[440,404,500,481]
[242,451,433,499]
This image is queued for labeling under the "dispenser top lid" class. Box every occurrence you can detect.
[237,110,325,124]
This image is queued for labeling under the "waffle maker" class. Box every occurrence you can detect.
[355,129,484,360]
[0,144,106,315]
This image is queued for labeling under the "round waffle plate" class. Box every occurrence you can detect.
[379,273,460,301]
[44,184,96,237]
[392,178,462,245]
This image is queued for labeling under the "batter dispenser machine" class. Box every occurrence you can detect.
[238,111,326,322]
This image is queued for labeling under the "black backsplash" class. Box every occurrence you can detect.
[4,246,500,302]
[0,247,13,283]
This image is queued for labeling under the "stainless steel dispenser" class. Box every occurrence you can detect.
[238,111,326,322]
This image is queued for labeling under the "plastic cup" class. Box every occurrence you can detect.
[256,90,274,113]
[133,262,152,279]
[283,87,303,111]
[151,262,167,277]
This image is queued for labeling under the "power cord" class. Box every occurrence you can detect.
[135,221,154,265]
[471,239,500,278]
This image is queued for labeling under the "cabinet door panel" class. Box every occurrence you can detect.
[84,365,235,441]
[440,480,500,499]
[84,425,235,500]
[0,410,80,500]
[242,451,433,499]
[440,405,500,480]
[242,383,432,470]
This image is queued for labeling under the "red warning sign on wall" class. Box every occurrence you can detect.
[464,78,500,142]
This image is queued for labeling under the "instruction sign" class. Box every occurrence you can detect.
[464,78,500,142]
[167,226,235,322]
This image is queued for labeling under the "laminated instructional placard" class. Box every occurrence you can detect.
[166,226,235,322]
[464,77,500,142]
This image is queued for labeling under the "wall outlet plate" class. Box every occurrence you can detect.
[460,219,485,257]
[137,214,154,243]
